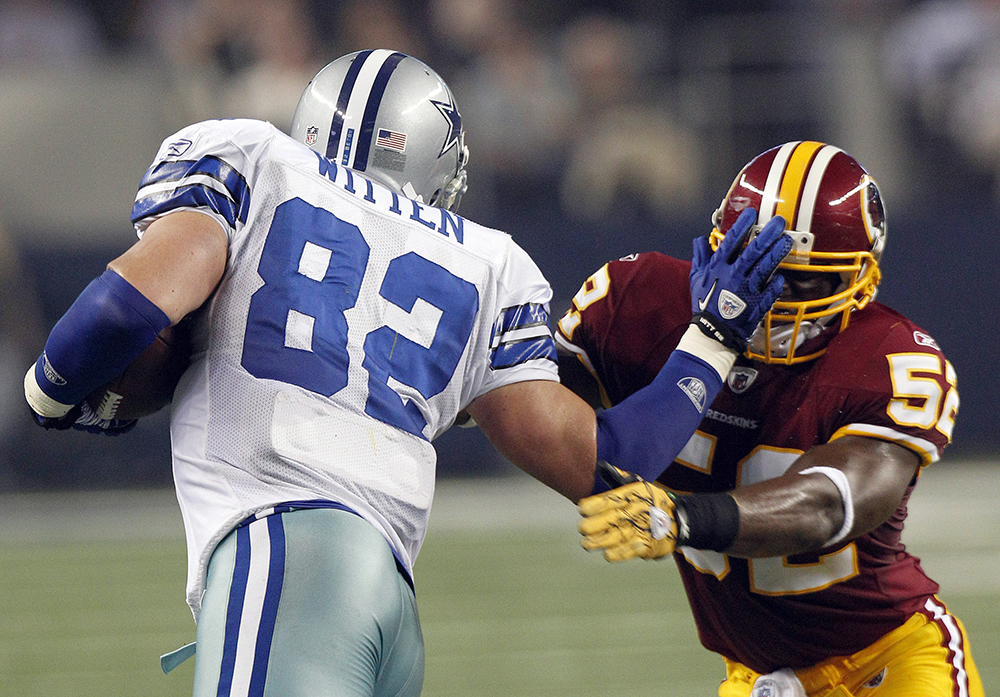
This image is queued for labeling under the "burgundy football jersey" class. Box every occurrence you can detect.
[557,252,958,672]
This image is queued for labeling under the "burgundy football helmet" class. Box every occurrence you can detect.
[709,141,887,364]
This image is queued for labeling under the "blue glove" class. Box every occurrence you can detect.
[30,401,137,436]
[690,209,791,351]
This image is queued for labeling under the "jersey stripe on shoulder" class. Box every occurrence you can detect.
[489,303,557,370]
[132,155,251,230]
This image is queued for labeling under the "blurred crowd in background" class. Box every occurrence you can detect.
[1,0,998,490]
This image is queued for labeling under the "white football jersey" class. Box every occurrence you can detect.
[132,119,558,617]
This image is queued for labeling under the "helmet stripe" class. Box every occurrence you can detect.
[759,141,799,224]
[352,51,407,174]
[795,144,842,232]
[327,49,373,160]
[775,140,823,227]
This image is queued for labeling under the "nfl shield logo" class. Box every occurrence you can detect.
[727,366,758,394]
[305,126,319,146]
[718,290,747,320]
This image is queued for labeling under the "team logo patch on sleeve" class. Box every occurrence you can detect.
[677,377,707,412]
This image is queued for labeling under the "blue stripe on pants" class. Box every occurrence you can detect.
[248,515,285,696]
[216,515,287,697]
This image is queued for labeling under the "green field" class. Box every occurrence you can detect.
[1,465,997,696]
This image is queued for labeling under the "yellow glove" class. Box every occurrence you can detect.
[578,465,678,562]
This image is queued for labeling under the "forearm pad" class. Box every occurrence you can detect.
[595,345,723,488]
[28,269,170,414]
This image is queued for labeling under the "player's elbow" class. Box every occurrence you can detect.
[800,482,847,551]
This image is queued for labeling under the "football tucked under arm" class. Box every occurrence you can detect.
[24,269,179,434]
[85,322,191,421]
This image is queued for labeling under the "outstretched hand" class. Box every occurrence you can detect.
[690,209,792,351]
[579,462,679,562]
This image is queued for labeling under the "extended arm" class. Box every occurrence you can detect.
[571,209,792,489]
[473,209,791,504]
[24,211,227,430]
[466,380,598,503]
[580,435,921,561]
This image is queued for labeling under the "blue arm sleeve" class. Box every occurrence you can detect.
[594,348,723,491]
[33,269,171,406]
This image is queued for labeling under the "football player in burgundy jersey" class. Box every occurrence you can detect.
[561,141,984,697]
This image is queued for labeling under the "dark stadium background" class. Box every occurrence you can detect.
[1,0,996,488]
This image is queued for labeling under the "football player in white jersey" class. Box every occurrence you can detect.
[24,50,791,696]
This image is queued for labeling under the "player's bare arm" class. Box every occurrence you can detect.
[580,431,922,562]
[466,380,598,503]
[726,435,920,558]
[108,210,228,324]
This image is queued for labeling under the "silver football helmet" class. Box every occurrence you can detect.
[291,49,470,211]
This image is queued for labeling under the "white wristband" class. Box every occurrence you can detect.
[24,365,75,418]
[675,324,737,382]
[799,466,855,546]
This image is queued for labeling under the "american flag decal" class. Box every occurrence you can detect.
[376,128,407,151]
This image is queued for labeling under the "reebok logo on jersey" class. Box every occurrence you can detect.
[697,279,718,312]
[718,290,746,319]
[677,377,707,412]
[913,331,939,350]
[166,139,192,158]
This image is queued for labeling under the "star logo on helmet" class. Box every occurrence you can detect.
[431,98,463,158]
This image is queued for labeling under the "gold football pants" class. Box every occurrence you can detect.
[719,597,983,697]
